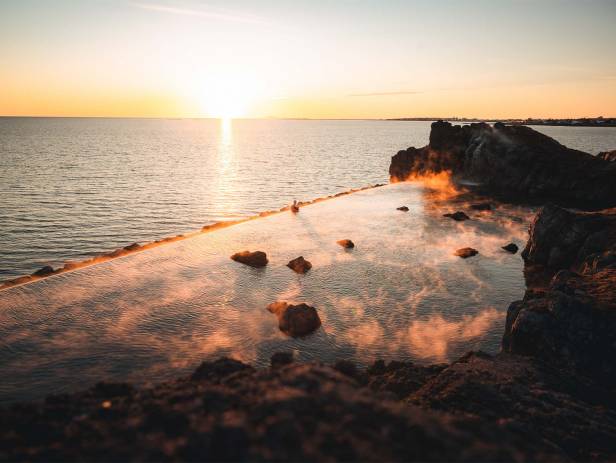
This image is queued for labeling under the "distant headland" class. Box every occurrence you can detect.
[387,116,616,127]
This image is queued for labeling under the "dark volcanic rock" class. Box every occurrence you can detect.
[266,301,322,337]
[336,239,355,249]
[397,206,409,211]
[389,121,616,209]
[32,265,55,276]
[286,256,312,274]
[502,243,519,254]
[504,204,616,381]
[411,352,616,462]
[454,247,478,258]
[230,250,268,268]
[470,202,492,211]
[444,211,470,221]
[0,359,568,462]
[598,150,616,162]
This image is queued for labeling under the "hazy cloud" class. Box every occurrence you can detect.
[131,2,268,25]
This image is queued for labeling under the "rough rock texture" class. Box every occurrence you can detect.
[230,250,268,268]
[598,150,616,162]
[504,204,616,381]
[336,239,355,248]
[389,121,616,209]
[3,355,616,462]
[444,211,470,221]
[454,247,478,258]
[286,256,312,274]
[266,301,322,337]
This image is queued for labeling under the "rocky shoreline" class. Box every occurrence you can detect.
[1,122,615,461]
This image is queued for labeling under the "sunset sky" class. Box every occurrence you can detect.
[1,0,615,119]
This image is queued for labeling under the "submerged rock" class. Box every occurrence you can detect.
[502,243,519,254]
[397,206,410,211]
[390,121,616,209]
[444,211,470,221]
[270,352,294,368]
[266,301,321,337]
[123,242,141,251]
[286,256,312,274]
[337,239,355,249]
[230,250,268,268]
[454,247,479,258]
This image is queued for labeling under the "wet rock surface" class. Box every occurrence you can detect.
[336,239,355,248]
[266,301,322,337]
[396,206,409,211]
[390,121,616,209]
[502,243,519,254]
[286,256,312,274]
[230,250,269,268]
[454,247,478,258]
[444,211,470,221]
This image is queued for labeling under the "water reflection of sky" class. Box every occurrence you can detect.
[0,183,532,403]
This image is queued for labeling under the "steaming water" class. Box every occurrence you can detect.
[0,183,532,403]
[2,118,615,281]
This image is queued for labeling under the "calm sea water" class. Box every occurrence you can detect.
[1,118,615,280]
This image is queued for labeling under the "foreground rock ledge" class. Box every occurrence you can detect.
[2,354,615,462]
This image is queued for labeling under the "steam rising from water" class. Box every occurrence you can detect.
[0,182,532,403]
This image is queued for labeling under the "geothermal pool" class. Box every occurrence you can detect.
[0,182,533,403]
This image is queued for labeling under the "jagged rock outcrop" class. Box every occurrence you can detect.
[503,204,616,381]
[390,121,616,209]
[230,250,268,268]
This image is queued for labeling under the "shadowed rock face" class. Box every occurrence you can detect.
[504,204,616,381]
[390,121,616,210]
[230,250,268,268]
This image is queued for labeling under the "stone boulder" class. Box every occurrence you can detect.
[230,250,268,268]
[397,206,409,211]
[390,121,616,210]
[266,301,322,337]
[454,247,478,258]
[444,211,470,221]
[502,243,519,254]
[337,239,355,249]
[286,256,312,274]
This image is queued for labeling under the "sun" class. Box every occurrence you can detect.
[195,75,258,118]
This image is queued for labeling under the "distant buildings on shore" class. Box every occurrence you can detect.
[387,117,616,127]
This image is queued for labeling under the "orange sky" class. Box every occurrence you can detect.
[1,0,615,119]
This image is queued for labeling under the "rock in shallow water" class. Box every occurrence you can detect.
[230,250,268,268]
[32,265,54,276]
[444,211,470,221]
[286,256,312,274]
[502,243,519,254]
[337,239,355,249]
[397,206,409,211]
[455,247,479,258]
[267,301,321,337]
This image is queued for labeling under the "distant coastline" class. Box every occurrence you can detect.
[386,116,616,127]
